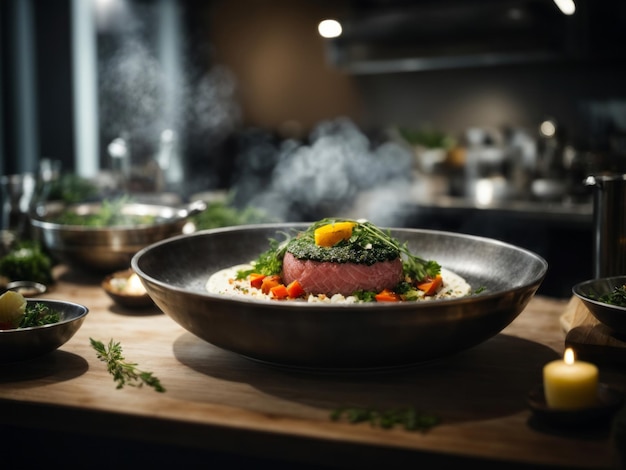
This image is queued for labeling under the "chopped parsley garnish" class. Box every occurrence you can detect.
[595,284,626,307]
[19,303,60,328]
[353,290,377,302]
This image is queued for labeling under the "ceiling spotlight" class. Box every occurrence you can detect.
[553,0,575,15]
[318,19,342,39]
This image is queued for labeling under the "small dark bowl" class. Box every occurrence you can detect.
[0,299,89,362]
[102,269,154,309]
[572,276,626,334]
[5,280,47,297]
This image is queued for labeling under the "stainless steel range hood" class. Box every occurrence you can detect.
[325,0,617,74]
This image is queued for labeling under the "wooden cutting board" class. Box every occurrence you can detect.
[561,296,626,364]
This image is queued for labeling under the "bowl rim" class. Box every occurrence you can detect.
[30,200,195,231]
[0,298,89,333]
[131,222,549,310]
[572,275,626,312]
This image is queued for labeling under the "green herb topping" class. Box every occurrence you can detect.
[236,218,440,283]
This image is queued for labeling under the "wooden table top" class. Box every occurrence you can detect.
[0,266,624,469]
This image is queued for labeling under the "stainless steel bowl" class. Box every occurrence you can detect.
[572,276,626,333]
[31,200,206,273]
[0,298,88,362]
[132,223,548,370]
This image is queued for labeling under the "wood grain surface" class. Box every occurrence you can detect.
[1,266,625,469]
[564,296,626,365]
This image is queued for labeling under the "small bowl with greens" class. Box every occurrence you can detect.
[0,290,88,362]
[572,276,626,334]
[30,197,206,273]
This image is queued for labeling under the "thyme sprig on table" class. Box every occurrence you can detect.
[331,406,441,432]
[90,338,165,393]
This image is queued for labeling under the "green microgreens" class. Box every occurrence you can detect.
[596,284,626,307]
[19,303,60,328]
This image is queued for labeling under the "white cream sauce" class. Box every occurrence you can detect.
[206,264,471,303]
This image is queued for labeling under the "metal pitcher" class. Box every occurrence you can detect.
[585,173,626,278]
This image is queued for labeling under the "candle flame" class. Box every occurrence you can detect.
[564,347,575,365]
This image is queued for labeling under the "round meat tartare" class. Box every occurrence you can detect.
[205,218,472,303]
[281,251,403,296]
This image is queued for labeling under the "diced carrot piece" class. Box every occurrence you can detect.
[270,284,289,299]
[249,273,266,289]
[416,274,443,296]
[261,275,282,294]
[375,289,400,302]
[285,280,305,299]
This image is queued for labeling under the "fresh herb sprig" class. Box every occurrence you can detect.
[90,338,165,392]
[356,219,440,281]
[236,232,293,279]
[596,284,626,307]
[331,406,440,432]
[19,303,60,328]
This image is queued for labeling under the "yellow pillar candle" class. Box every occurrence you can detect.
[543,348,599,410]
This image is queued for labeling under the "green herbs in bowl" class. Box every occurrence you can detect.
[0,291,89,362]
[50,197,159,227]
[572,276,626,333]
[30,199,206,272]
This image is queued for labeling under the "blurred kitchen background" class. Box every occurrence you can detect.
[2,0,626,297]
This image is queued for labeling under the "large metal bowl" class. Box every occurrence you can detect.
[31,200,206,273]
[132,223,548,370]
[0,298,88,362]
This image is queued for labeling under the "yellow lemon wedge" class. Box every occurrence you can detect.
[314,222,356,247]
[0,290,27,329]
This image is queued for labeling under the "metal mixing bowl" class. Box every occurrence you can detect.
[0,298,88,362]
[132,223,548,370]
[572,276,626,333]
[30,199,206,273]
